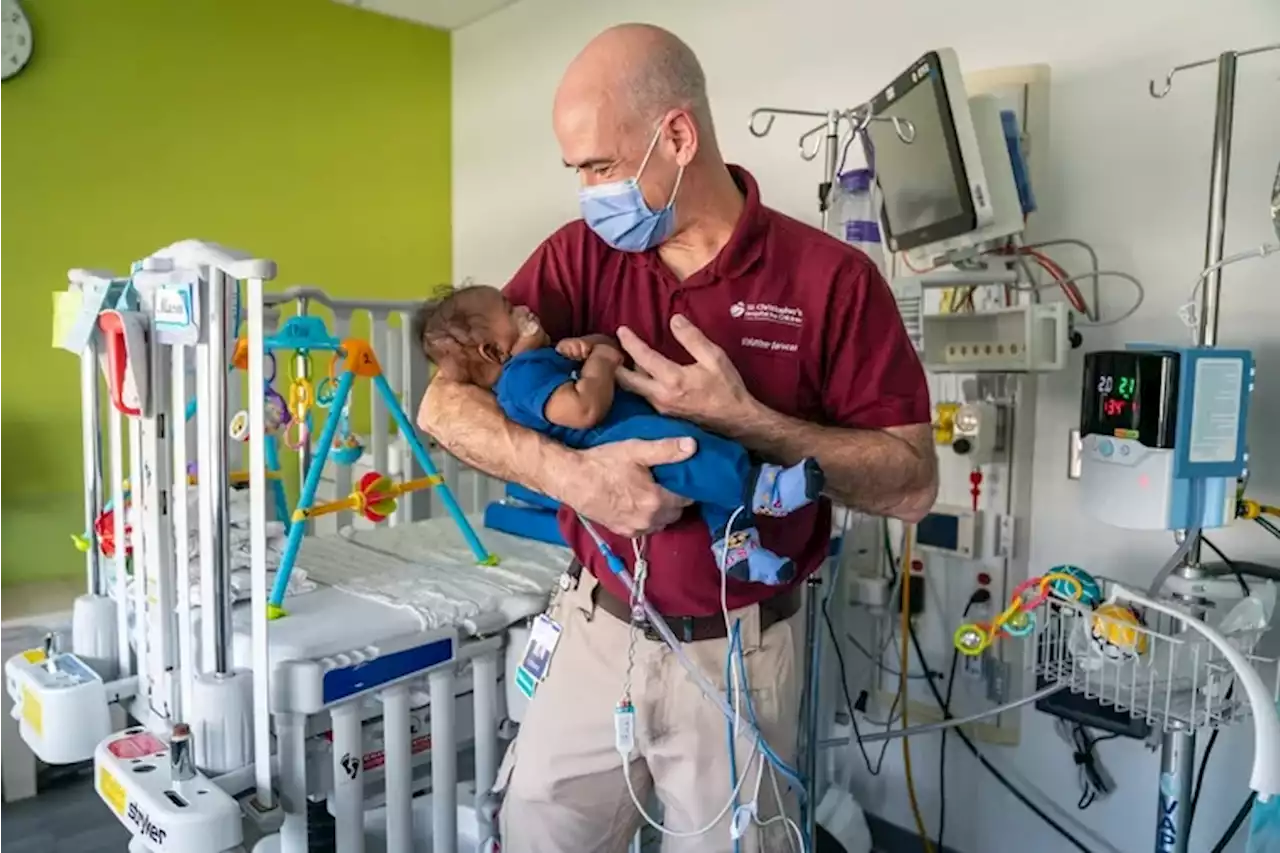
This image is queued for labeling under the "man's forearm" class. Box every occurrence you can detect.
[719,403,938,521]
[418,376,579,501]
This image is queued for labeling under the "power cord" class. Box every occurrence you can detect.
[903,621,1093,853]
[1200,535,1251,596]
[1187,683,1234,837]
[1210,793,1255,853]
[824,591,897,776]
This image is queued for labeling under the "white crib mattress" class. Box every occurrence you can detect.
[295,515,569,636]
[217,515,569,668]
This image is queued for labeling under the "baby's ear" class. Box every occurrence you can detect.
[477,342,504,365]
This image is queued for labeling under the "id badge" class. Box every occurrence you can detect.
[515,614,562,699]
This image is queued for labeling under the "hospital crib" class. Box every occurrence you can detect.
[6,242,563,853]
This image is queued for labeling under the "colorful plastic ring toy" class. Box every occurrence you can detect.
[1002,610,1036,637]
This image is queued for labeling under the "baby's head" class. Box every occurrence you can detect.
[413,284,549,387]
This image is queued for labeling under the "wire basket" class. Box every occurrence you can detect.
[1029,577,1278,735]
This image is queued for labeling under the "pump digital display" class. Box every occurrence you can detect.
[1081,351,1179,449]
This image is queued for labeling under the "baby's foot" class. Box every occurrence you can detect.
[712,526,797,586]
[750,458,825,517]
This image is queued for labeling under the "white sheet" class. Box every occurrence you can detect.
[296,516,569,635]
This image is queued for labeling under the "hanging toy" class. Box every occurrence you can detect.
[325,355,363,465]
[93,505,133,559]
[283,352,314,451]
[330,405,364,466]
[953,570,1086,656]
[229,353,290,442]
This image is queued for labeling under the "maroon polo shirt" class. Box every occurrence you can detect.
[503,165,929,617]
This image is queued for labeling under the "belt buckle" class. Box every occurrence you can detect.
[638,621,662,643]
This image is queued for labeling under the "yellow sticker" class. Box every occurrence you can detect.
[20,686,43,737]
[20,648,46,664]
[52,289,84,349]
[99,767,127,815]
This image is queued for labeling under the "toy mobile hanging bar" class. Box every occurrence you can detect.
[16,240,507,853]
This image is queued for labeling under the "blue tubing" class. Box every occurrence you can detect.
[374,373,491,564]
[270,370,357,607]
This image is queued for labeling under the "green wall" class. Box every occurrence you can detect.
[1,0,452,584]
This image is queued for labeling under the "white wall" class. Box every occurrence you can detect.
[453,2,1280,851]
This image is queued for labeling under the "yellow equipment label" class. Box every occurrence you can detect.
[20,686,42,736]
[20,648,46,664]
[99,768,127,815]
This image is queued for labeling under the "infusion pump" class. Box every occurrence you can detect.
[1079,345,1253,531]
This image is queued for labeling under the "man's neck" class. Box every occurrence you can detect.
[657,163,744,281]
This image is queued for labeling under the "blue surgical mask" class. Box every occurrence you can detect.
[578,125,685,252]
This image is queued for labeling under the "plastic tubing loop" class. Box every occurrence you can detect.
[575,513,806,798]
[264,351,277,385]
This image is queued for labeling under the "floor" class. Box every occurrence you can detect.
[2,764,130,852]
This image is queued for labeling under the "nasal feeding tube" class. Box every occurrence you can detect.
[575,514,805,798]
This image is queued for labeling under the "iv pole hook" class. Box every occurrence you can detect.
[1150,42,1280,98]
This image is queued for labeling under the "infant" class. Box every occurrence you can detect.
[415,285,824,586]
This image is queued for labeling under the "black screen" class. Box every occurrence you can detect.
[868,62,967,243]
[916,512,960,551]
[1080,351,1180,448]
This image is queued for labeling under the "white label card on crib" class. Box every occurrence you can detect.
[516,614,562,698]
[150,275,201,346]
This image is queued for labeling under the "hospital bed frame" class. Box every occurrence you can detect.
[7,241,535,853]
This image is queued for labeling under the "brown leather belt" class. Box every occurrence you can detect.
[569,560,803,643]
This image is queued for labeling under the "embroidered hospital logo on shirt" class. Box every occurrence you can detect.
[728,301,803,327]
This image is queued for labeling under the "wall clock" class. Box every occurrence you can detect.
[2,0,32,82]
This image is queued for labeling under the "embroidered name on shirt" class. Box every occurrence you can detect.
[729,301,804,327]
[742,336,798,353]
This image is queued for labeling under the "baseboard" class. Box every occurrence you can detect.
[867,815,965,853]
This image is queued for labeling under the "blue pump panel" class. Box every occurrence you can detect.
[1126,345,1253,478]
[322,636,454,705]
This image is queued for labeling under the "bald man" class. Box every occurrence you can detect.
[420,23,936,853]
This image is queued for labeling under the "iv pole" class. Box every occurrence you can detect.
[1147,41,1279,853]
[747,103,913,847]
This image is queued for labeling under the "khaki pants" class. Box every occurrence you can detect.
[494,571,804,853]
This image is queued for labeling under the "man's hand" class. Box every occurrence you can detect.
[572,438,696,537]
[556,334,620,362]
[615,314,756,432]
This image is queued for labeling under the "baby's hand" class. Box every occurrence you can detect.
[556,337,596,361]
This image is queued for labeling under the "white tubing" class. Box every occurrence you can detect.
[429,668,457,852]
[331,702,365,853]
[1112,585,1280,799]
[382,684,414,853]
[278,712,309,853]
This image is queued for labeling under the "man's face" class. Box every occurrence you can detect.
[554,92,680,215]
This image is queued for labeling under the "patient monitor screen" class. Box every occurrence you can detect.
[869,68,968,246]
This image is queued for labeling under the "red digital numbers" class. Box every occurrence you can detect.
[1103,398,1127,417]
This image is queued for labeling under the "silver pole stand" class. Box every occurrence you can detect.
[207,270,235,675]
[747,101,916,845]
[1146,42,1278,853]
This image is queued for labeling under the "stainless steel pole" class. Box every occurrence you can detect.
[802,115,843,845]
[1155,728,1196,853]
[1197,51,1238,350]
[1187,53,1237,571]
[207,269,234,675]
